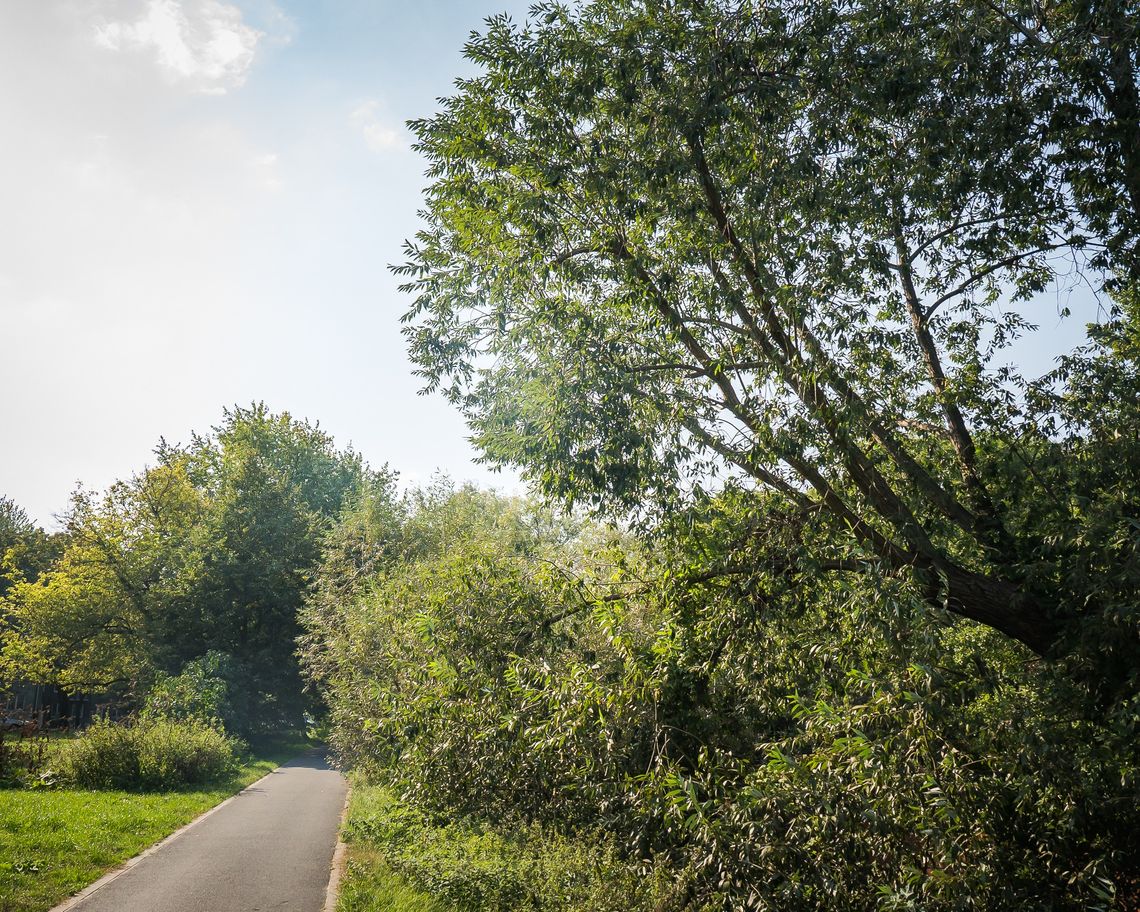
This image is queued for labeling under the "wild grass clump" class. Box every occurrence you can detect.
[341,783,660,912]
[57,718,242,790]
[0,729,57,787]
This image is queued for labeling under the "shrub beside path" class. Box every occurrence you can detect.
[52,751,347,912]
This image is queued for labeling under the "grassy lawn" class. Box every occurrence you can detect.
[0,736,310,912]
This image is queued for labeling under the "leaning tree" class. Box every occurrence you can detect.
[398,0,1139,699]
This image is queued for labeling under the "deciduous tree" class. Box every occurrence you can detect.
[399,0,1139,690]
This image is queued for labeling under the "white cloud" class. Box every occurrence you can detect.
[350,100,402,152]
[252,152,283,191]
[94,0,261,94]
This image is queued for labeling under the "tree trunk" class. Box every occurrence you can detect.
[940,563,1062,656]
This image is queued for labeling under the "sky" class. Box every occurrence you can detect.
[0,0,1104,529]
[1,0,534,527]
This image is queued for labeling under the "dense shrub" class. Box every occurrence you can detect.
[140,649,271,737]
[303,485,1140,911]
[301,484,595,820]
[143,652,232,726]
[57,718,241,790]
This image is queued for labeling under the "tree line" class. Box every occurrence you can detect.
[1,404,363,734]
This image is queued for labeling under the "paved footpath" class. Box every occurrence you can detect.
[58,752,347,912]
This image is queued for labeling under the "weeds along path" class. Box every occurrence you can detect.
[53,752,347,912]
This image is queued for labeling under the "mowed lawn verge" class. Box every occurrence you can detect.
[0,738,310,912]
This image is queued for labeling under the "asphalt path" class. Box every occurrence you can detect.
[60,752,347,912]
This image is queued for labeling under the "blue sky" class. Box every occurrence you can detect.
[0,0,1102,528]
[1,0,533,526]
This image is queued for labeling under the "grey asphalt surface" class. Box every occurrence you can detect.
[65,752,347,912]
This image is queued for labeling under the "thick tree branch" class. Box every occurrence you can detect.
[686,135,953,561]
[893,225,1009,543]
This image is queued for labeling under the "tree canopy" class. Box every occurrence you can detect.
[0,496,61,601]
[398,0,1140,696]
[0,405,362,731]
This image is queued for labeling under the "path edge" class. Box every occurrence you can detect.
[47,763,288,912]
[322,783,352,912]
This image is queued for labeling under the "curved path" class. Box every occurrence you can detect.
[55,752,347,912]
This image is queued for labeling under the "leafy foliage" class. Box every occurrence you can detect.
[305,481,1139,909]
[397,0,1139,692]
[142,651,236,731]
[0,496,62,600]
[0,405,362,728]
[302,481,591,816]
[55,717,241,791]
[381,13,1140,902]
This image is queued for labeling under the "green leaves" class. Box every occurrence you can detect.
[398,0,1140,668]
[0,405,361,729]
[303,481,1140,909]
[301,4,1140,908]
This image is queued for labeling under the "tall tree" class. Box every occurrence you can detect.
[398,0,1139,688]
[176,404,362,725]
[0,466,203,695]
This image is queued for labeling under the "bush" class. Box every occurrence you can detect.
[143,652,233,729]
[136,719,243,789]
[307,486,1140,909]
[57,718,241,790]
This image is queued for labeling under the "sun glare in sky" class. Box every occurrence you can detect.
[1,0,536,526]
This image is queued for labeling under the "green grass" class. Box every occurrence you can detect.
[336,782,445,912]
[334,779,658,912]
[0,736,311,912]
[337,846,445,912]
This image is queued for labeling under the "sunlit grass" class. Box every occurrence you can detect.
[336,846,444,912]
[336,782,444,912]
